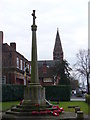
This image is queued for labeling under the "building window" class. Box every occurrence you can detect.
[20,59,23,70]
[2,76,6,84]
[43,78,52,83]
[24,61,25,71]
[17,57,19,68]
[30,65,31,74]
[28,64,29,73]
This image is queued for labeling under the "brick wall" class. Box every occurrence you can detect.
[2,42,31,85]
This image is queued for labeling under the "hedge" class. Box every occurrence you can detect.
[2,84,71,102]
[44,85,71,101]
[85,94,90,105]
[2,84,24,102]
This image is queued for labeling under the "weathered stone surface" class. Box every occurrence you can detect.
[75,107,80,113]
[24,83,45,105]
[2,112,77,120]
[76,111,84,120]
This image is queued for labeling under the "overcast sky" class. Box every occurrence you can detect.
[0,0,88,66]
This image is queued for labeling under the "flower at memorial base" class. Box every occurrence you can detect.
[35,104,40,107]
[46,110,51,114]
[20,99,24,105]
[31,105,64,116]
[32,111,39,115]
[32,110,51,115]
[53,110,59,116]
[40,111,47,114]
[57,109,61,113]
[60,107,64,112]
[52,105,64,114]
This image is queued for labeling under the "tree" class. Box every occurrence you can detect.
[53,59,72,85]
[74,49,90,94]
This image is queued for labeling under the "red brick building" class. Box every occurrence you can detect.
[1,28,63,86]
[1,31,31,85]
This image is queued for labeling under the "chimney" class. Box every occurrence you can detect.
[10,42,16,50]
[0,31,3,44]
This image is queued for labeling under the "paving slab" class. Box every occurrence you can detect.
[1,111,90,120]
[1,111,76,120]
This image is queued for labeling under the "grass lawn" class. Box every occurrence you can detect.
[52,101,90,115]
[0,101,90,115]
[0,101,19,112]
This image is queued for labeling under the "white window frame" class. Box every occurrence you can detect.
[20,59,23,70]
[17,57,19,69]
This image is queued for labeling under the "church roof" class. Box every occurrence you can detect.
[53,28,63,61]
[53,28,63,53]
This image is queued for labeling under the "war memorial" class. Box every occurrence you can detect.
[2,10,86,120]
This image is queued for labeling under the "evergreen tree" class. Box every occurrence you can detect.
[53,60,72,85]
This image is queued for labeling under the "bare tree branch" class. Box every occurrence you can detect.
[74,49,89,79]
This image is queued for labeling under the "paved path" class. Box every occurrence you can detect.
[70,95,85,101]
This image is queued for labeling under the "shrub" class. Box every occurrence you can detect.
[44,85,71,101]
[85,94,90,105]
[2,84,71,102]
[2,84,24,102]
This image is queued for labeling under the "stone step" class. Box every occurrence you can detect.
[2,111,77,120]
[6,110,33,116]
[11,106,57,112]
[6,109,52,116]
[16,104,52,109]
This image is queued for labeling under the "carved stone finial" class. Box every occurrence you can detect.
[32,10,36,25]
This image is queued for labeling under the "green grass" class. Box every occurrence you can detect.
[0,101,90,115]
[52,101,90,115]
[0,101,19,112]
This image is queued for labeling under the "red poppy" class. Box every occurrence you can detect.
[53,110,59,116]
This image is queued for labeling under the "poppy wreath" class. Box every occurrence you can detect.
[32,110,51,115]
[35,104,40,107]
[52,106,64,116]
[52,110,59,116]
[20,99,24,105]
[53,106,64,112]
[32,105,64,116]
[19,100,64,116]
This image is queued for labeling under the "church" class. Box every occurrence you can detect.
[38,28,64,86]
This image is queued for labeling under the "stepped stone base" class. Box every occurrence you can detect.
[2,112,77,120]
[1,84,77,120]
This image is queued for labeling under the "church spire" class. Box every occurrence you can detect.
[53,28,63,61]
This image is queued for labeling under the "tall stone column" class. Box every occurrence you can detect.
[24,10,45,105]
[31,10,39,84]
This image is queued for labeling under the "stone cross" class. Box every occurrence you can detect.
[32,10,36,25]
[31,10,39,83]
